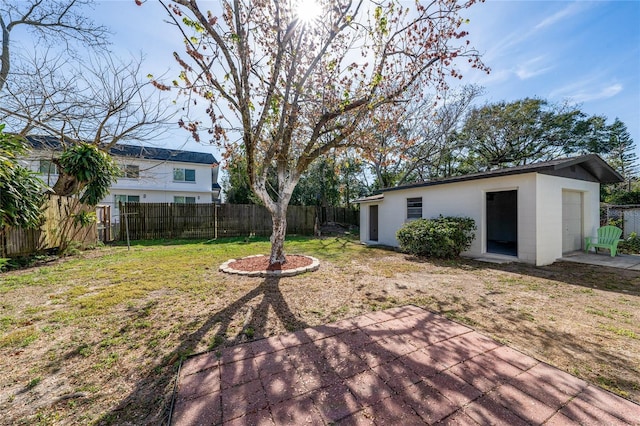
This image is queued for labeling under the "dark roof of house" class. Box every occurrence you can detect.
[26,135,218,165]
[380,154,623,193]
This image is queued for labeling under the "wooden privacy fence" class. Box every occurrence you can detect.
[1,195,97,257]
[318,206,359,226]
[119,203,359,241]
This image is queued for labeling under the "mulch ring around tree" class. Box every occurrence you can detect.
[219,254,320,277]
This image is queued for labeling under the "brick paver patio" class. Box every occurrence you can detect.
[171,306,640,425]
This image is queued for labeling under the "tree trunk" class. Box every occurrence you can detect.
[251,173,297,267]
[52,172,80,197]
[269,205,287,265]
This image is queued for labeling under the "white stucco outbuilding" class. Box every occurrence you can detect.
[357,155,623,266]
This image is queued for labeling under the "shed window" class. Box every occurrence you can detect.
[407,197,422,219]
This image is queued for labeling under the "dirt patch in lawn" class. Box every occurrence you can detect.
[0,237,639,424]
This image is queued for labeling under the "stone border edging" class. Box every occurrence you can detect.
[219,254,320,277]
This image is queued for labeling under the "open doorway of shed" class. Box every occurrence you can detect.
[486,190,518,256]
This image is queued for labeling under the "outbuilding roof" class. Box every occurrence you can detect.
[354,194,384,203]
[354,155,622,203]
[26,135,218,165]
[382,154,622,193]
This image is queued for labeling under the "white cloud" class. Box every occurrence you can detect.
[516,66,552,80]
[515,56,552,80]
[552,82,623,104]
[534,2,588,30]
[481,2,594,62]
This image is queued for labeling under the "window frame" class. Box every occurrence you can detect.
[121,164,140,179]
[114,194,140,210]
[38,159,58,175]
[173,168,196,182]
[406,197,423,220]
[174,196,196,204]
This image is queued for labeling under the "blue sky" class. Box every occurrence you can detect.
[13,0,640,159]
[461,0,640,151]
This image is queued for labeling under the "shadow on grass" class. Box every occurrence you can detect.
[402,253,640,297]
[94,275,308,424]
[486,259,640,297]
[85,245,640,425]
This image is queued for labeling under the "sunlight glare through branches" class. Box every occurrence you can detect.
[295,0,322,24]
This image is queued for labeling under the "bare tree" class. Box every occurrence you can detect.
[0,50,176,196]
[0,0,108,91]
[1,51,175,146]
[156,0,488,265]
[364,84,483,189]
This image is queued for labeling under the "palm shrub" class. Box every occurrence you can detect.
[396,216,476,258]
[56,143,121,206]
[0,125,47,229]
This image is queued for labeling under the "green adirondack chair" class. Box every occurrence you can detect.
[584,225,623,257]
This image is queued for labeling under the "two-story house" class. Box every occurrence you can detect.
[25,135,221,221]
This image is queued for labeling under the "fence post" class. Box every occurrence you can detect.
[0,226,6,258]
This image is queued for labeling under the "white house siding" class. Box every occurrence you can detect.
[367,174,538,261]
[535,174,599,266]
[102,158,215,220]
[26,156,217,221]
[360,173,601,266]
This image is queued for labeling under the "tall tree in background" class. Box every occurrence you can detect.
[456,98,610,170]
[0,0,107,91]
[158,0,488,264]
[224,153,365,208]
[291,157,341,207]
[223,157,258,204]
[605,118,637,186]
[599,119,637,204]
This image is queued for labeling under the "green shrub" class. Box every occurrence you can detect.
[396,216,476,258]
[619,232,640,254]
[607,189,640,205]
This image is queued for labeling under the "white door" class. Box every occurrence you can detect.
[562,190,583,253]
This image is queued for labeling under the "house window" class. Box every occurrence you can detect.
[173,168,196,182]
[407,197,423,219]
[114,194,140,209]
[39,159,58,175]
[121,164,140,179]
[174,196,196,204]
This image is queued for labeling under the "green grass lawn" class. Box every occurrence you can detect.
[0,236,638,424]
